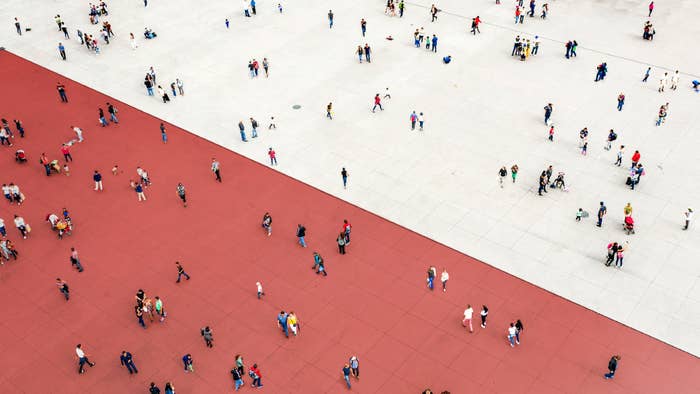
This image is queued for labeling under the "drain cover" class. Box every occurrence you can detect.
[292,104,301,109]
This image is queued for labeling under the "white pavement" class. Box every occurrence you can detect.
[3,0,700,355]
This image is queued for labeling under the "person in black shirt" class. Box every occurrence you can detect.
[120,351,138,374]
[604,355,621,379]
[296,224,307,248]
[149,382,161,394]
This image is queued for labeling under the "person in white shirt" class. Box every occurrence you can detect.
[684,208,693,230]
[13,215,28,239]
[47,213,59,228]
[418,112,425,131]
[440,268,449,292]
[670,70,680,90]
[71,125,84,142]
[9,184,21,204]
[508,323,518,347]
[256,281,264,299]
[463,304,474,333]
[0,217,5,237]
[2,184,11,202]
[75,344,95,373]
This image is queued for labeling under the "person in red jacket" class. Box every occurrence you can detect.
[250,364,263,387]
[631,150,641,168]
[372,94,383,112]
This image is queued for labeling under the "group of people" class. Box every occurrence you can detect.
[46,209,74,239]
[143,67,185,103]
[134,289,166,328]
[413,28,439,52]
[511,35,540,60]
[384,0,405,17]
[247,58,270,77]
[642,21,656,40]
[515,0,549,22]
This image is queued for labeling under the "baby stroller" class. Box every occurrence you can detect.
[15,150,27,163]
[623,216,635,235]
[550,172,566,190]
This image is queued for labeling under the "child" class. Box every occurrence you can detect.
[576,208,583,221]
[63,164,70,176]
[548,125,554,141]
[112,164,119,175]
[581,141,588,155]
[256,281,264,299]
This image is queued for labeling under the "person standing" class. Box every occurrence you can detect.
[15,17,21,35]
[328,10,334,28]
[399,0,405,17]
[684,208,693,230]
[597,201,607,227]
[154,296,165,322]
[670,70,680,90]
[176,261,191,282]
[498,167,507,188]
[418,112,424,130]
[515,319,524,344]
[480,305,489,328]
[431,34,438,52]
[58,43,67,60]
[182,354,194,372]
[93,170,103,191]
[120,351,138,374]
[75,344,96,374]
[342,363,352,389]
[410,111,417,130]
[615,145,625,166]
[149,383,161,394]
[648,1,654,17]
[57,83,68,102]
[107,103,119,123]
[604,355,621,379]
[238,121,248,142]
[538,171,547,195]
[176,183,187,207]
[349,356,360,380]
[231,366,244,391]
[511,164,519,183]
[135,182,146,202]
[56,278,70,300]
[543,103,552,124]
[211,158,222,182]
[268,148,277,166]
[426,266,436,290]
[164,383,175,394]
[262,212,272,236]
[343,219,352,244]
[372,94,383,112]
[277,311,289,338]
[341,167,348,189]
[256,281,265,299]
[250,117,259,138]
[70,247,84,272]
[296,224,307,248]
[360,18,367,37]
[135,305,146,328]
[177,78,185,95]
[337,232,346,254]
[201,326,214,348]
[463,304,474,333]
[364,43,371,62]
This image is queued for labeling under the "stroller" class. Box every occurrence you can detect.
[623,216,635,235]
[15,149,27,163]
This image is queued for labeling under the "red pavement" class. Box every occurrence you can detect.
[0,51,697,393]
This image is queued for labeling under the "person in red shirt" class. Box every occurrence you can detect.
[631,150,641,168]
[372,94,383,112]
[60,143,73,162]
[268,148,277,166]
[250,364,263,388]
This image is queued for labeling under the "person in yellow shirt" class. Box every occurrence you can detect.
[287,312,299,336]
[624,203,633,217]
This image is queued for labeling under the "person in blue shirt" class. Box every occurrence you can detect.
[120,351,138,374]
[277,311,289,337]
[250,0,256,15]
[58,43,66,60]
[342,364,352,388]
[431,35,438,52]
[443,55,451,64]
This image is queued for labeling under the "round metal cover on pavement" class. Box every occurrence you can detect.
[292,104,301,109]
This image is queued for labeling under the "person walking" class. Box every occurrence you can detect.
[93,170,103,191]
[337,232,346,254]
[440,268,449,291]
[182,354,194,372]
[342,363,352,389]
[615,145,625,166]
[670,70,680,90]
[149,383,161,394]
[70,247,84,272]
[176,183,187,207]
[256,281,265,299]
[231,366,245,391]
[238,121,248,142]
[154,296,166,322]
[211,158,222,182]
[360,18,367,37]
[277,311,289,338]
[262,212,272,236]
[250,364,263,388]
[426,266,436,290]
[480,305,489,328]
[120,351,138,374]
[312,251,324,271]
[418,112,424,130]
[58,43,67,60]
[268,148,277,166]
[176,261,191,282]
[57,83,68,102]
[642,67,651,82]
[543,103,553,125]
[15,17,22,35]
[511,164,519,183]
[617,93,625,111]
[463,304,474,333]
[372,94,383,112]
[507,323,518,347]
[683,208,693,230]
[164,383,175,394]
[597,201,607,227]
[75,344,96,374]
[327,102,333,119]
[604,355,621,379]
[296,224,307,247]
[56,278,70,300]
[648,1,654,17]
[349,356,360,380]
[135,182,146,202]
[515,319,524,344]
[250,117,259,138]
[498,167,507,188]
[410,111,417,130]
[135,305,146,328]
[107,103,119,123]
[341,167,348,189]
[201,326,214,347]
[328,10,334,28]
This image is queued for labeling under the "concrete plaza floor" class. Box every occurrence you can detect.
[3,0,700,356]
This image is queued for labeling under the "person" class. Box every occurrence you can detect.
[211,158,222,182]
[341,167,348,188]
[515,319,524,344]
[440,268,449,291]
[15,17,21,35]
[343,220,352,243]
[176,261,190,282]
[135,305,146,328]
[480,305,489,328]
[250,364,262,387]
[312,252,323,271]
[372,94,383,112]
[684,208,693,230]
[277,311,289,337]
[231,366,244,390]
[606,242,618,266]
[57,83,68,102]
[507,323,518,347]
[201,326,214,347]
[75,344,95,374]
[154,296,165,322]
[268,148,277,166]
[648,1,654,17]
[182,354,194,372]
[296,224,307,247]
[349,356,360,379]
[13,215,28,239]
[256,281,264,299]
[337,232,346,254]
[328,10,334,28]
[498,167,507,188]
[463,304,474,333]
[287,312,299,335]
[342,363,352,389]
[604,355,621,379]
[58,42,66,60]
[617,93,625,111]
[597,202,607,227]
[176,183,187,207]
[543,103,553,124]
[70,247,84,272]
[56,278,70,300]
[262,212,272,236]
[93,170,103,191]
[120,351,138,374]
[327,102,333,119]
[426,266,436,290]
[442,55,452,64]
[418,112,425,130]
[164,382,175,394]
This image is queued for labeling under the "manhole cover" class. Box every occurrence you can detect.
[292,104,301,109]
